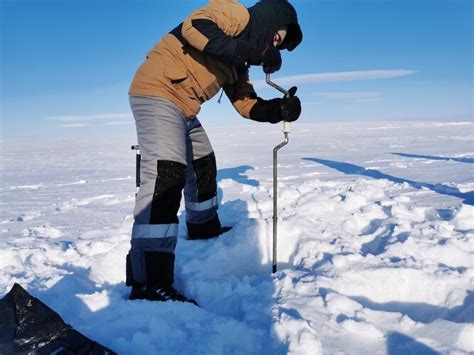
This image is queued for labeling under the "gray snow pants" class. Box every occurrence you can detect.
[126,95,221,287]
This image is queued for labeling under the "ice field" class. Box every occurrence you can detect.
[1,121,473,354]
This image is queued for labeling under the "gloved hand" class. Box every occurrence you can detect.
[247,43,282,73]
[261,44,282,74]
[249,86,302,124]
[280,86,301,122]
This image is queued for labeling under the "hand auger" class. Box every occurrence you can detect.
[266,73,291,274]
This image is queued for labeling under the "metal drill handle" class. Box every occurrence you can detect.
[265,74,291,134]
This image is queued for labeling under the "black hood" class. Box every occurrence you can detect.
[247,0,303,52]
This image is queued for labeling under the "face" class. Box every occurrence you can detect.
[273,26,288,48]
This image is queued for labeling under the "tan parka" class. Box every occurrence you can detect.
[129,0,257,119]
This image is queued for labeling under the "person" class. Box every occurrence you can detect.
[126,0,303,304]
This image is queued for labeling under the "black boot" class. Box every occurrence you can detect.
[127,251,197,305]
[187,214,232,240]
[129,284,198,305]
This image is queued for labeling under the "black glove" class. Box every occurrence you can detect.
[281,87,301,122]
[249,86,301,124]
[261,44,282,73]
[247,43,282,73]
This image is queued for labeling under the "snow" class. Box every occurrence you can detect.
[1,121,473,354]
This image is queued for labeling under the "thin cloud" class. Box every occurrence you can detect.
[102,121,133,126]
[352,98,384,103]
[253,69,416,88]
[47,113,132,122]
[313,91,381,100]
[59,123,90,128]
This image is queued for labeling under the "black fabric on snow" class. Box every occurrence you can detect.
[0,284,115,354]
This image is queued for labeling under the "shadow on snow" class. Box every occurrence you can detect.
[391,152,474,164]
[302,157,474,206]
[349,291,474,324]
[386,332,440,355]
[217,165,260,187]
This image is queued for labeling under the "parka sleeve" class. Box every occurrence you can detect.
[181,2,255,69]
[223,70,258,119]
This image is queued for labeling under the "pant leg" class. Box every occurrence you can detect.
[126,95,187,287]
[184,118,223,239]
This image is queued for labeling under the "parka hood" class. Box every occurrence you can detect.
[247,0,303,52]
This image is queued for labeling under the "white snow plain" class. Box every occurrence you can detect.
[1,121,473,354]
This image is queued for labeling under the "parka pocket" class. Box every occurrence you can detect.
[163,66,203,113]
[163,66,188,85]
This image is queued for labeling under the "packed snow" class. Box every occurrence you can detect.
[1,121,473,354]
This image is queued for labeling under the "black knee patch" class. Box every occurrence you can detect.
[192,152,217,202]
[150,160,187,224]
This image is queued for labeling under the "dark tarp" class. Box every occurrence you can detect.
[0,283,116,354]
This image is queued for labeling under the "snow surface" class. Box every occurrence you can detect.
[1,121,473,354]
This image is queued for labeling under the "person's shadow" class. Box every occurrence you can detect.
[217,165,260,187]
[391,152,474,164]
[302,157,474,206]
[386,332,439,354]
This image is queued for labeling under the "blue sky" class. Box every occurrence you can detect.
[1,0,472,139]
